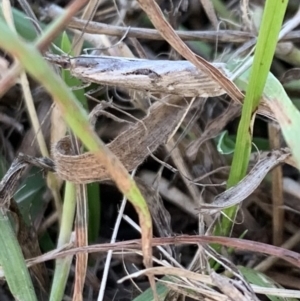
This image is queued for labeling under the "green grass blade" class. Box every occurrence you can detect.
[14,167,46,224]
[50,182,76,301]
[214,0,288,238]
[49,32,79,300]
[239,266,297,301]
[0,59,37,301]
[0,213,37,301]
[0,16,153,282]
[87,182,100,242]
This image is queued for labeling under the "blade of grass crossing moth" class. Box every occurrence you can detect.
[214,0,288,239]
[0,19,155,298]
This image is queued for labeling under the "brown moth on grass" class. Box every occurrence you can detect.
[48,54,231,97]
[47,54,275,119]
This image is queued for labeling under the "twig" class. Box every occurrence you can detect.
[268,123,284,246]
[45,4,300,43]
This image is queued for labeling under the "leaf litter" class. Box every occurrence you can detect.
[1,1,300,300]
[1,84,297,299]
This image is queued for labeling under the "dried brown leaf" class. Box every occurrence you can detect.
[198,148,291,214]
[52,97,187,183]
[25,235,300,269]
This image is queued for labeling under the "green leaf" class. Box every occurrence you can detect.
[239,266,298,301]
[88,182,100,242]
[133,279,169,301]
[14,167,46,224]
[216,131,236,155]
[215,131,270,155]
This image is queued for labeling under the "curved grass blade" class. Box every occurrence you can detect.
[0,16,154,294]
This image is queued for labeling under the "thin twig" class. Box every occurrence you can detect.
[46,4,300,43]
[268,122,284,246]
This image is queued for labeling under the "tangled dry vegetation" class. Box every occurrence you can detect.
[0,0,300,300]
